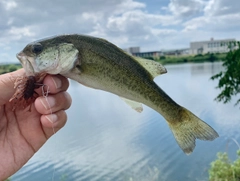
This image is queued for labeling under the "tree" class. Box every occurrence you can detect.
[211,41,240,105]
[208,53,217,62]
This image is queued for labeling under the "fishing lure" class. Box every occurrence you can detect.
[9,73,47,111]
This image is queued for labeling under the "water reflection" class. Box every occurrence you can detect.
[12,62,240,181]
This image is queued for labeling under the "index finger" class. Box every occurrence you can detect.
[41,74,69,94]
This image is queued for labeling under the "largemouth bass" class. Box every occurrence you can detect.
[16,34,218,154]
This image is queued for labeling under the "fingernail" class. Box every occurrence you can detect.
[51,76,62,89]
[45,114,58,123]
[40,97,55,110]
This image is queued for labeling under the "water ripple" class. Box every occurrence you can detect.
[11,62,240,181]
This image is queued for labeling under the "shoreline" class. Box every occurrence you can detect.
[0,52,226,74]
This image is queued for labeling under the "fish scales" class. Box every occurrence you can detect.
[65,35,179,115]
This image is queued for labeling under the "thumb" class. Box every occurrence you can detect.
[0,68,25,105]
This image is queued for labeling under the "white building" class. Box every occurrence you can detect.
[190,38,236,55]
[123,47,140,54]
[126,47,189,58]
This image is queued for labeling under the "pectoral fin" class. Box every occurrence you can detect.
[120,97,143,113]
[134,57,167,79]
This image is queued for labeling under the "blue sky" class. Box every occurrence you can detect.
[1,0,240,63]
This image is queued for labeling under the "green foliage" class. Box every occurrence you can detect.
[0,64,22,74]
[194,53,203,57]
[209,53,217,62]
[211,41,240,105]
[143,56,154,60]
[159,55,166,60]
[8,65,18,72]
[155,53,225,65]
[209,150,240,181]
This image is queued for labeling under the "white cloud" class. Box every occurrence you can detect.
[0,0,240,63]
[183,0,240,33]
[168,0,206,18]
[1,0,17,11]
[204,0,240,16]
[114,0,146,14]
[9,26,35,37]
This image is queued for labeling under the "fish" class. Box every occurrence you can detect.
[16,34,219,154]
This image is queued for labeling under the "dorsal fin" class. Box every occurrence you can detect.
[134,57,167,79]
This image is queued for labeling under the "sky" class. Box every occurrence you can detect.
[1,0,240,63]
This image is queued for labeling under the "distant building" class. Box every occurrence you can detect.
[132,51,162,58]
[124,38,237,58]
[161,48,189,56]
[190,38,236,55]
[131,48,189,58]
[124,47,140,54]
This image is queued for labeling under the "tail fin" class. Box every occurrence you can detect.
[167,107,219,155]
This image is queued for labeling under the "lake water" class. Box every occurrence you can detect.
[11,62,240,181]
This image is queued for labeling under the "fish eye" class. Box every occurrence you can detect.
[31,43,43,54]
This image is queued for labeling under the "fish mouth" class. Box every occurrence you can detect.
[16,51,35,76]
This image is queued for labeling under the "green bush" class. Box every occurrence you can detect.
[209,150,240,181]
[208,53,217,62]
[194,54,203,57]
[0,64,22,74]
[144,56,154,60]
[155,52,225,65]
[8,65,17,72]
[160,56,166,59]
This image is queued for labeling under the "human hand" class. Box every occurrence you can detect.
[0,69,72,180]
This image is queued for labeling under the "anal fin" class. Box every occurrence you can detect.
[120,97,143,113]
